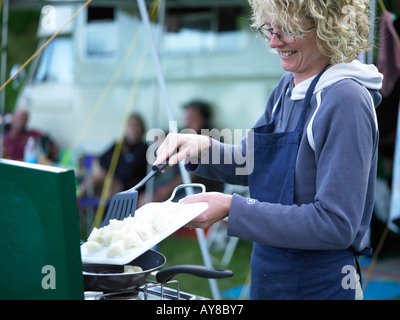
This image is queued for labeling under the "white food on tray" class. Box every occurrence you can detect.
[81,201,208,265]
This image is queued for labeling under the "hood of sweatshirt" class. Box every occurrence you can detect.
[290,60,384,106]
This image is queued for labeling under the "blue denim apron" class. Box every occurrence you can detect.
[248,67,357,300]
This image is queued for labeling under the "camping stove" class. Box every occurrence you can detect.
[84,280,208,300]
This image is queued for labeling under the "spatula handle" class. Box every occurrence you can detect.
[129,160,169,192]
[151,161,168,172]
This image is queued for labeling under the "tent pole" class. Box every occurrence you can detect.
[136,0,222,300]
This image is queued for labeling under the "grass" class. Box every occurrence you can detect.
[158,230,252,299]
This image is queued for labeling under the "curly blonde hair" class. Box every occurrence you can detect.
[248,0,371,64]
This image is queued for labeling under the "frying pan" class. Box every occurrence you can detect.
[83,249,233,292]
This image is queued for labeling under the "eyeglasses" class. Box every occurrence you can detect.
[257,24,315,44]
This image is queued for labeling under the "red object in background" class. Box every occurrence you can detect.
[173,227,210,239]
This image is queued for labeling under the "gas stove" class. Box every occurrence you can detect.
[84,280,208,300]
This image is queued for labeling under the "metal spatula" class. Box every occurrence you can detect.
[101,161,168,227]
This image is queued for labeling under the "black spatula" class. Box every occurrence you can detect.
[101,161,168,227]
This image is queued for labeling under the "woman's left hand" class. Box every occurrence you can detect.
[179,192,232,229]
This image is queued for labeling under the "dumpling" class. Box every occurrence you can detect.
[136,222,154,241]
[153,212,172,232]
[110,229,125,244]
[108,219,125,230]
[106,239,125,257]
[125,229,144,248]
[87,227,104,243]
[124,265,143,273]
[83,240,103,253]
[102,230,116,246]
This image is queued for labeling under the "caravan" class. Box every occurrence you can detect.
[16,2,284,157]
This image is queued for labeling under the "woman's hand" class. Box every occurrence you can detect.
[154,133,211,168]
[179,192,232,229]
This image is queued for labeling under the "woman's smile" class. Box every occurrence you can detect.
[279,50,298,58]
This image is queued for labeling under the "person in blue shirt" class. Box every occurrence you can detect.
[154,0,383,300]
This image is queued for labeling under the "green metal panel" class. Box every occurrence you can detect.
[0,159,83,300]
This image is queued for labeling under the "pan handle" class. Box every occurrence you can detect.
[155,264,233,284]
[166,183,206,202]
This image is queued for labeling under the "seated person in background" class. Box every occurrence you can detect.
[79,113,148,198]
[3,108,59,163]
[139,101,224,205]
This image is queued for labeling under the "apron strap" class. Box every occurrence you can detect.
[294,65,330,133]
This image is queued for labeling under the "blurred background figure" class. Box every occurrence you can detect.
[79,113,148,198]
[2,108,59,163]
[184,100,212,134]
[139,100,224,205]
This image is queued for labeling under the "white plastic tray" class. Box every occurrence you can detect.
[80,201,208,265]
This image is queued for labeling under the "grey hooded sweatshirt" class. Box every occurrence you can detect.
[187,60,383,253]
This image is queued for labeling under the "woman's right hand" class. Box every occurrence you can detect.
[154,133,211,168]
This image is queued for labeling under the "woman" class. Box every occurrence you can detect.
[155,0,383,300]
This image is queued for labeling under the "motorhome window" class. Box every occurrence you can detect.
[87,6,114,22]
[163,7,246,54]
[86,6,118,59]
[34,38,74,84]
